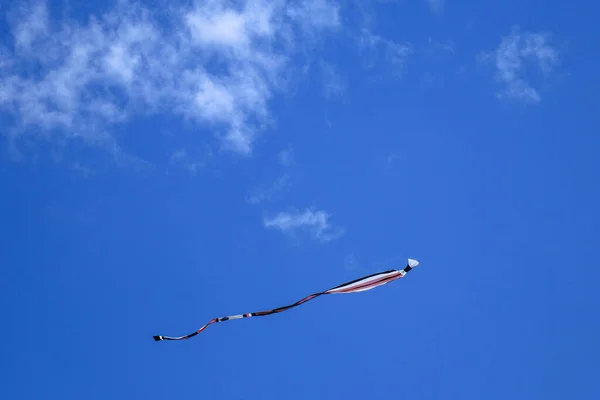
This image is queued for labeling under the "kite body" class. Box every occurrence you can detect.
[153,258,419,342]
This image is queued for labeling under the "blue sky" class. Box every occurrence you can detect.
[1,0,599,398]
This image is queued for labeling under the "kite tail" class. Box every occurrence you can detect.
[152,291,327,341]
[153,318,218,341]
[153,258,419,342]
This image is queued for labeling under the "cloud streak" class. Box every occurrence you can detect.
[264,208,344,242]
[0,0,341,160]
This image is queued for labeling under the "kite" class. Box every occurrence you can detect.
[153,258,419,342]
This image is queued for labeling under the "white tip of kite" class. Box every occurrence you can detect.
[407,258,419,268]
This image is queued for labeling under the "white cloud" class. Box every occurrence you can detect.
[185,6,249,48]
[481,26,559,104]
[0,0,341,161]
[263,208,344,242]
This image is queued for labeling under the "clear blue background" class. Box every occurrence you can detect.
[1,1,599,399]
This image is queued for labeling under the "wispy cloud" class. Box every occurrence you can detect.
[169,147,212,176]
[358,28,412,79]
[426,37,455,55]
[277,147,294,166]
[352,1,413,81]
[263,208,344,242]
[344,253,360,271]
[320,61,346,99]
[247,174,291,204]
[480,26,559,104]
[247,146,294,203]
[386,152,401,164]
[286,0,341,33]
[425,0,444,14]
[0,0,341,161]
[71,162,95,178]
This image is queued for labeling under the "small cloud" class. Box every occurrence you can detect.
[184,4,250,48]
[277,147,294,166]
[71,162,94,178]
[425,0,444,14]
[386,152,401,164]
[358,28,412,79]
[287,0,341,32]
[480,26,560,104]
[320,61,346,98]
[427,37,455,55]
[169,147,211,176]
[247,174,290,204]
[344,254,360,271]
[263,208,344,242]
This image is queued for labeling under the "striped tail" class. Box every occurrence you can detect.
[153,258,419,341]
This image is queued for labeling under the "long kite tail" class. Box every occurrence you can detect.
[153,258,420,342]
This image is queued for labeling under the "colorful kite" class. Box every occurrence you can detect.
[153,258,419,341]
